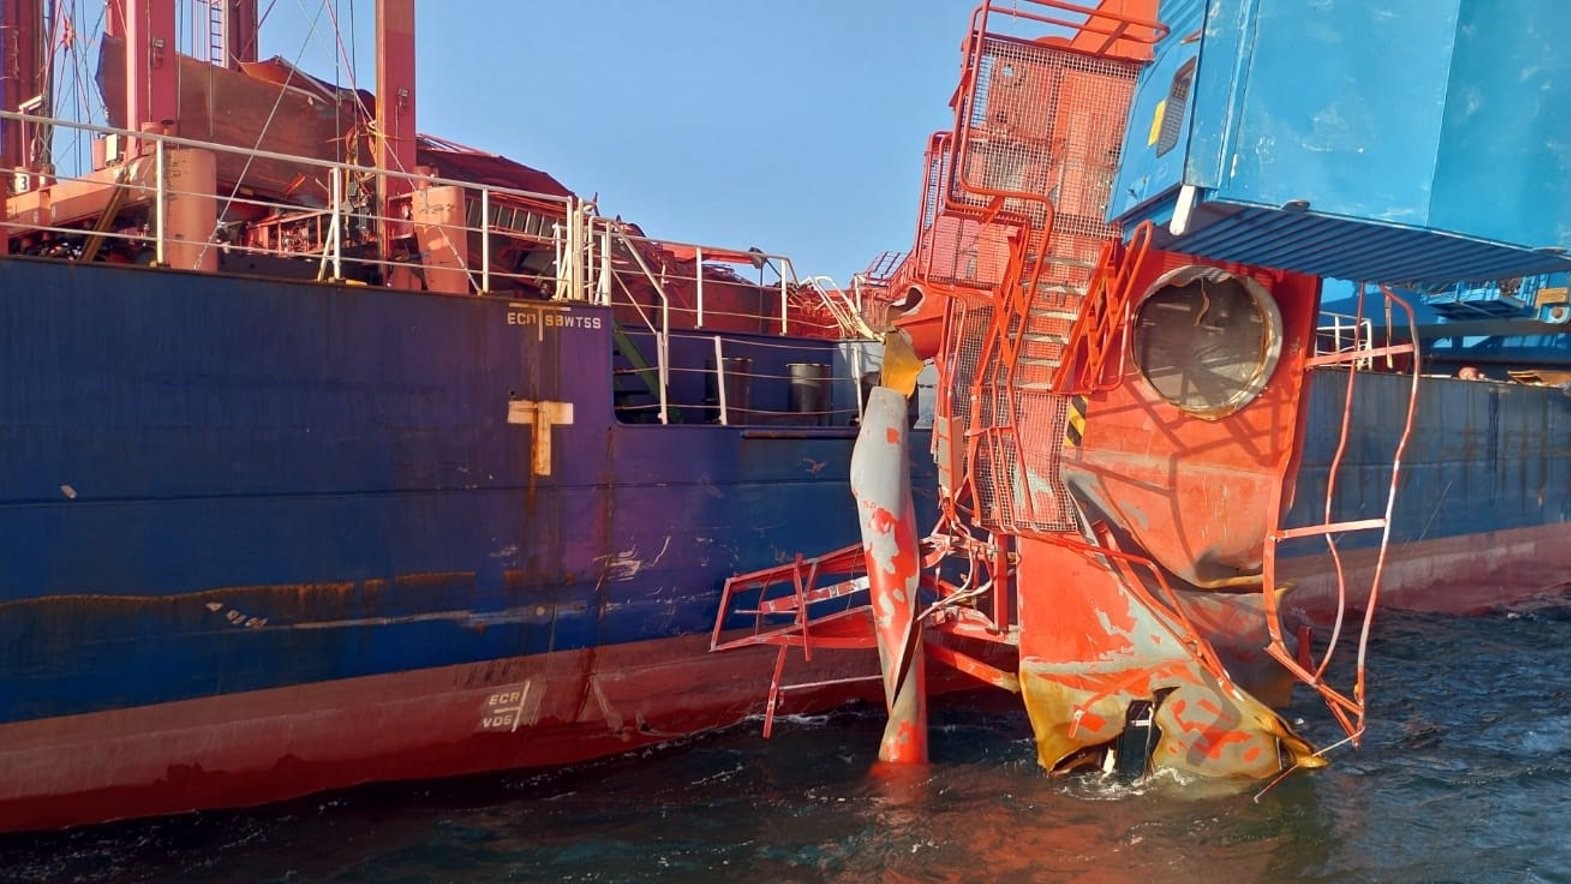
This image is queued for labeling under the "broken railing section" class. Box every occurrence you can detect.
[1259,282,1421,745]
[584,221,872,340]
[708,535,1022,751]
[1050,221,1154,395]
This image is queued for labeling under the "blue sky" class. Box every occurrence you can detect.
[259,1,974,285]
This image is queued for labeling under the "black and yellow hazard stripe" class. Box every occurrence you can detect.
[1063,395,1089,447]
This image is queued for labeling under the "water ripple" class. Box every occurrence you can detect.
[5,605,1571,882]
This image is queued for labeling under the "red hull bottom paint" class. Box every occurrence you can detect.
[7,526,1564,832]
[0,634,889,833]
[1180,523,1571,707]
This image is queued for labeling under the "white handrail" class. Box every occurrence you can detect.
[779,259,790,335]
[597,223,613,306]
[852,345,866,420]
[695,245,705,327]
[1316,311,1376,370]
[803,274,878,339]
[713,336,729,425]
[480,186,491,294]
[330,167,343,280]
[597,218,675,424]
[153,137,166,267]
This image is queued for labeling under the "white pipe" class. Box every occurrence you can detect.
[552,220,566,300]
[153,137,166,267]
[852,345,865,420]
[599,225,613,306]
[658,334,670,425]
[695,245,705,328]
[480,186,491,294]
[330,168,343,281]
[779,266,789,335]
[714,336,728,426]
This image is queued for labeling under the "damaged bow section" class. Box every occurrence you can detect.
[1012,532,1321,779]
[713,0,1421,785]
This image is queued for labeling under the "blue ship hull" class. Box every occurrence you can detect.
[1279,368,1571,616]
[0,258,931,830]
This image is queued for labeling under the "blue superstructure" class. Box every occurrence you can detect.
[1110,0,1571,283]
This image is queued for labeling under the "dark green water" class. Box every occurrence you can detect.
[5,604,1571,883]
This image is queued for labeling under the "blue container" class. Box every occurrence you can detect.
[1109,0,1571,284]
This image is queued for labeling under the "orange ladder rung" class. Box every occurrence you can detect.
[1264,644,1363,717]
[1271,517,1387,541]
[1304,342,1416,367]
[777,674,884,693]
[751,577,867,615]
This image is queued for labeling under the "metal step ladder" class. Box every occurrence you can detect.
[203,0,227,67]
[1052,221,1154,394]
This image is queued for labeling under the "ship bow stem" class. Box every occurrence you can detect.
[851,385,929,764]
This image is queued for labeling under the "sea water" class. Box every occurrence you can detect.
[5,603,1571,883]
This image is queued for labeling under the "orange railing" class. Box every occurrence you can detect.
[1052,220,1155,394]
[1258,283,1421,745]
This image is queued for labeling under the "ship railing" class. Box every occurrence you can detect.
[970,0,1167,55]
[1315,311,1377,369]
[584,216,879,427]
[0,110,576,296]
[580,220,872,340]
[800,275,878,340]
[1419,274,1544,318]
[584,217,674,423]
[849,273,883,332]
[849,249,910,333]
[859,249,906,287]
[583,217,879,424]
[609,329,874,427]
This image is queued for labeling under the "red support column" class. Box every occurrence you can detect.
[1,0,44,173]
[227,0,258,68]
[119,0,178,140]
[1,0,44,254]
[375,0,416,241]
